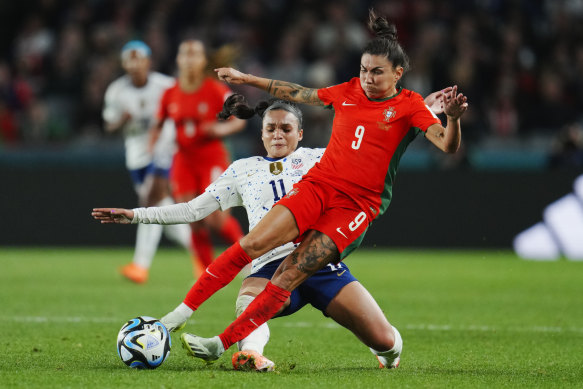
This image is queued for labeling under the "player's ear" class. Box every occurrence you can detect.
[394,66,404,81]
[298,128,303,141]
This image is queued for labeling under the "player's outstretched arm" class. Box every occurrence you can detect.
[425,85,468,153]
[215,67,324,106]
[93,193,222,225]
[92,208,134,224]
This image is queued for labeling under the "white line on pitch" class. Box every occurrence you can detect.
[3,316,583,334]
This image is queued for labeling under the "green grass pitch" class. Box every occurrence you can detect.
[1,247,582,388]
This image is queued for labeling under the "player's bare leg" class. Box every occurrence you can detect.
[270,230,340,289]
[325,281,402,368]
[240,205,299,258]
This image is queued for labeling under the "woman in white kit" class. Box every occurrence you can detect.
[94,90,449,371]
[102,40,191,283]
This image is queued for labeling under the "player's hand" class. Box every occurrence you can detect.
[92,208,134,224]
[443,85,468,119]
[424,87,453,115]
[214,67,249,84]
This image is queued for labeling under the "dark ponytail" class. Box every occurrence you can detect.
[363,9,410,72]
[217,94,257,120]
[218,94,303,128]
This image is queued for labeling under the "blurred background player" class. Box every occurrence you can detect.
[102,40,191,283]
[149,39,246,276]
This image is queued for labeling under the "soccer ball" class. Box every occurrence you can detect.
[116,316,171,369]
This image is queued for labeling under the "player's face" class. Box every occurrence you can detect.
[177,40,207,75]
[359,53,403,99]
[261,109,303,158]
[122,50,150,82]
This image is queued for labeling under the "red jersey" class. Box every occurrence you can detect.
[157,78,232,160]
[313,77,440,215]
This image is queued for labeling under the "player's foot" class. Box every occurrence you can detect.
[377,355,400,369]
[232,350,275,372]
[119,263,148,284]
[160,311,187,332]
[181,333,224,362]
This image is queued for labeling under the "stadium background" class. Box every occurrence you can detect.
[0,0,581,248]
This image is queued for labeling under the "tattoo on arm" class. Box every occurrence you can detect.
[268,80,324,106]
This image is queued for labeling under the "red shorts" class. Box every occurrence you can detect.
[170,151,229,198]
[276,177,376,259]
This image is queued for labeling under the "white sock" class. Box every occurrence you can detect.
[157,197,192,250]
[370,326,403,367]
[175,302,194,318]
[133,223,163,269]
[236,294,270,354]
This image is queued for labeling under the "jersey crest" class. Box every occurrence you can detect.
[291,158,303,169]
[269,161,283,175]
[383,107,396,122]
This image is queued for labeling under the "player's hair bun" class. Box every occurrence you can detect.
[368,9,397,41]
[217,94,255,120]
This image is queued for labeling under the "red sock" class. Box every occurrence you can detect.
[218,282,290,350]
[191,229,214,267]
[183,241,252,311]
[219,215,244,244]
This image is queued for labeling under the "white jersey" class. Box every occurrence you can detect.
[132,147,325,274]
[103,72,176,170]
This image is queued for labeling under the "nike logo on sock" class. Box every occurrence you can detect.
[206,269,219,278]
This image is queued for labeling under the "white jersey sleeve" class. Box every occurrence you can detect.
[132,192,220,224]
[205,160,244,210]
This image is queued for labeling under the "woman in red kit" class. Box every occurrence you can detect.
[160,10,468,368]
[150,39,246,275]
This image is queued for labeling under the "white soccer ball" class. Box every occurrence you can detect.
[116,316,171,369]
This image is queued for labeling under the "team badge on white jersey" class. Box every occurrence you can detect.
[269,161,283,175]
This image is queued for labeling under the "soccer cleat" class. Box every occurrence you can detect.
[160,311,187,332]
[377,355,400,369]
[181,333,224,362]
[232,350,275,372]
[119,263,148,284]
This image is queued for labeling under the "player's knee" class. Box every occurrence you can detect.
[235,294,255,317]
[240,234,271,257]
